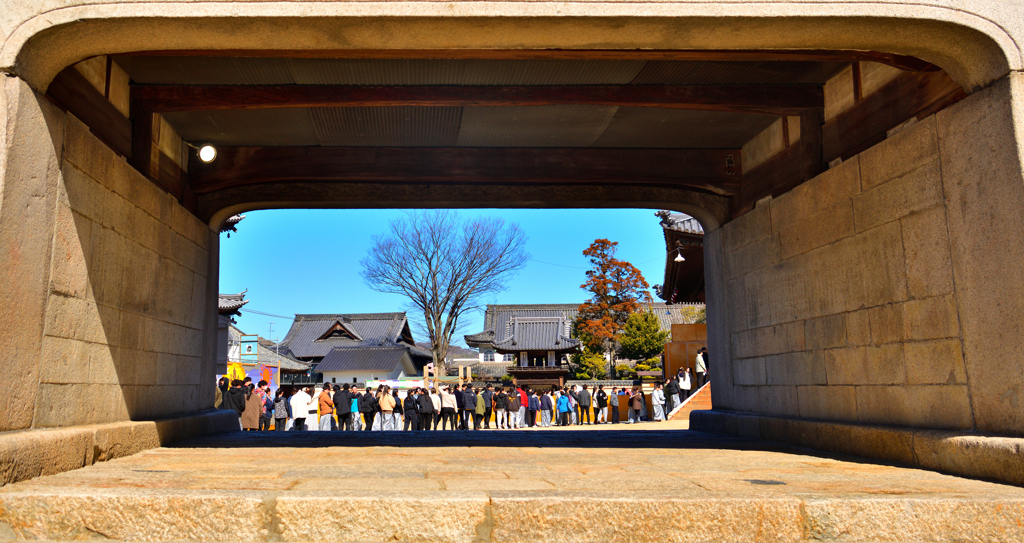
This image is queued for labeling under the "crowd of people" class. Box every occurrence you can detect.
[214,365,700,432]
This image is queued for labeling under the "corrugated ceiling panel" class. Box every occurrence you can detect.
[115,56,296,85]
[310,106,462,146]
[457,105,618,147]
[592,107,778,149]
[162,109,319,146]
[631,60,846,86]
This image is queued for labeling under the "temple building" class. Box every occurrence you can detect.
[277,312,433,383]
[653,211,706,304]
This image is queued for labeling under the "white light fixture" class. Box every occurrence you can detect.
[674,250,686,262]
[198,145,217,163]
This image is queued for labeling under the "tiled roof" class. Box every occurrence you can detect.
[466,302,704,349]
[218,290,249,315]
[655,210,705,235]
[492,317,581,353]
[220,214,245,233]
[279,312,411,359]
[317,346,409,373]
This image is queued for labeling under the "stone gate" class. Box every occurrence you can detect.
[1,0,1024,485]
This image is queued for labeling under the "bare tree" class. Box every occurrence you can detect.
[361,210,528,374]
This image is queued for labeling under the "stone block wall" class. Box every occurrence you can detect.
[0,77,218,430]
[707,75,1024,436]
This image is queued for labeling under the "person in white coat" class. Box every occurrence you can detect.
[652,382,666,421]
[289,387,312,431]
[306,386,320,432]
[681,368,693,399]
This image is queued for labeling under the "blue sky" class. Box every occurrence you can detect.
[219,208,669,347]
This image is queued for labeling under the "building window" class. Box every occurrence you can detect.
[483,350,495,362]
[332,377,336,383]
[353,378,357,383]
[529,354,546,367]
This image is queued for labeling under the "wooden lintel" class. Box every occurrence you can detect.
[133,84,822,116]
[121,49,937,71]
[821,70,965,164]
[188,147,741,196]
[46,67,132,158]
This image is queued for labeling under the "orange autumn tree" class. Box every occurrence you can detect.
[576,239,653,373]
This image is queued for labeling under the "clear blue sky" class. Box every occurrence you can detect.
[220,208,669,347]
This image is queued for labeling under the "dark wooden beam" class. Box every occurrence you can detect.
[129,91,155,181]
[822,70,965,164]
[188,147,741,196]
[46,67,132,158]
[133,84,822,116]
[732,109,824,217]
[122,49,936,71]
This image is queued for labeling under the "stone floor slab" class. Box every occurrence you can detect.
[0,429,1022,542]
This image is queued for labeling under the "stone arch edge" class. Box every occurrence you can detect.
[0,2,1019,92]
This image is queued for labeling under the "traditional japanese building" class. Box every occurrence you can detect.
[278,312,433,383]
[653,211,706,304]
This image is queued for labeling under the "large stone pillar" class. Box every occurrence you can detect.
[0,77,63,431]
[937,73,1024,435]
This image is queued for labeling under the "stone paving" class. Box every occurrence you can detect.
[1,428,1023,542]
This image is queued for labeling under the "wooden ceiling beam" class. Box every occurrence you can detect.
[134,84,822,116]
[188,146,741,196]
[121,49,937,71]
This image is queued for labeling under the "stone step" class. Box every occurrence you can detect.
[1,429,1023,542]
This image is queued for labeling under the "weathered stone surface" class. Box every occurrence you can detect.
[277,493,488,542]
[804,313,846,350]
[770,156,861,231]
[738,221,906,328]
[913,432,1024,486]
[859,115,939,191]
[900,206,955,299]
[796,385,857,421]
[734,357,766,386]
[696,409,1024,486]
[824,344,905,385]
[904,339,967,385]
[0,490,269,541]
[904,294,960,340]
[765,351,826,386]
[726,232,780,278]
[937,75,1024,436]
[490,492,805,543]
[732,322,805,359]
[0,427,93,484]
[856,384,973,429]
[0,78,63,431]
[803,498,1024,542]
[723,201,771,252]
[844,309,871,346]
[777,200,854,259]
[853,159,944,232]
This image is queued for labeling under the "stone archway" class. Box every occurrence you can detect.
[2,1,1024,487]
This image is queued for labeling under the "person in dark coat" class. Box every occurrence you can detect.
[481,385,494,429]
[527,388,540,427]
[455,384,466,430]
[540,389,554,427]
[664,377,681,414]
[462,384,477,430]
[224,379,248,430]
[416,388,434,431]
[334,384,352,431]
[359,388,378,431]
[403,390,420,431]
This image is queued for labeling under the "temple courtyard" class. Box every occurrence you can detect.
[0,428,1022,542]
